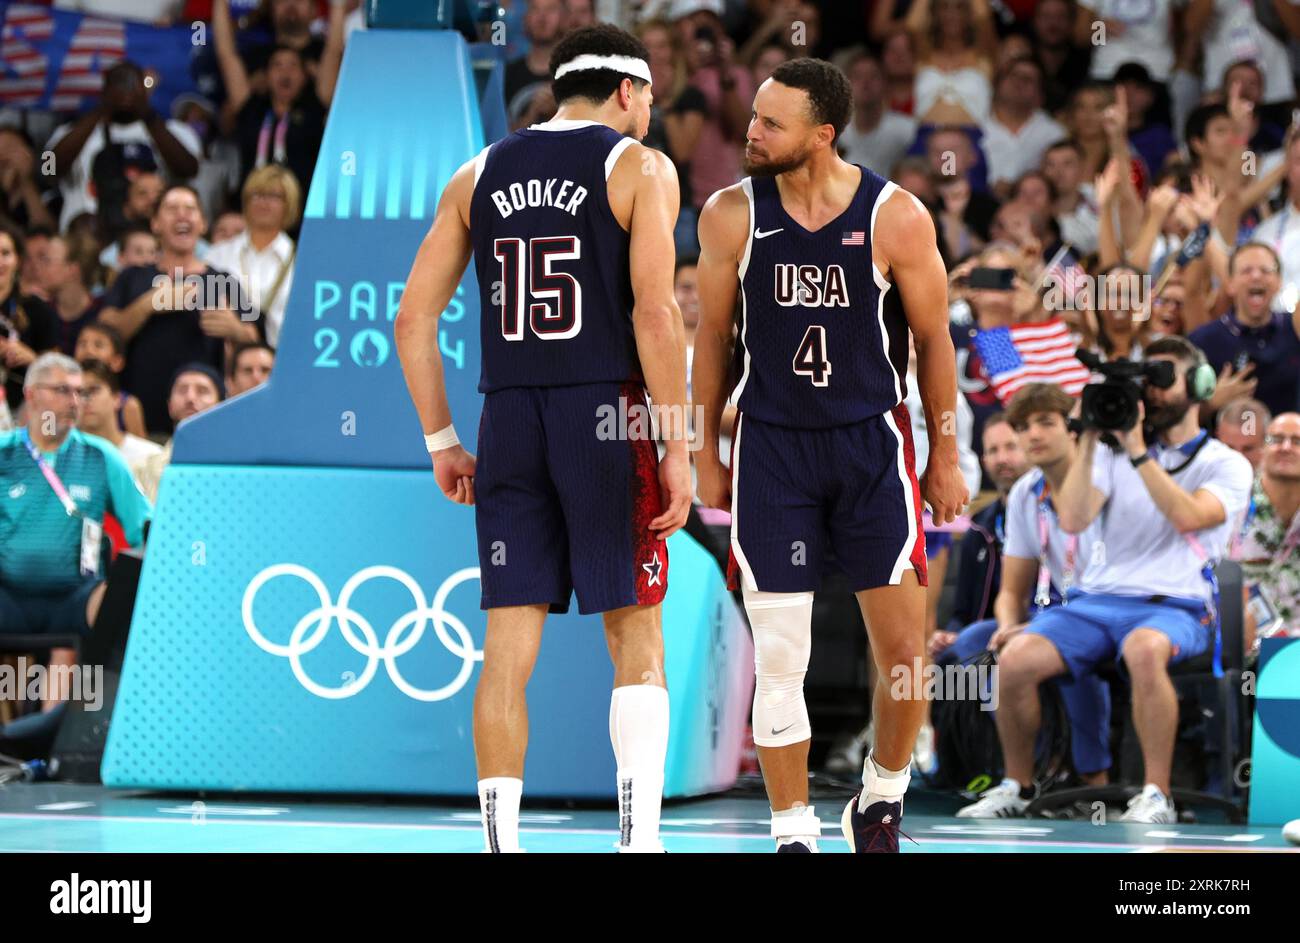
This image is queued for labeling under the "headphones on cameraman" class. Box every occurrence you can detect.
[1147,336,1216,402]
[1182,346,1217,403]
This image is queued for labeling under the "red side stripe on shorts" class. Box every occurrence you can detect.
[625,383,669,606]
[890,403,929,588]
[725,413,741,592]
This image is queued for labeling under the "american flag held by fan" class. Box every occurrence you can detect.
[971,318,1092,404]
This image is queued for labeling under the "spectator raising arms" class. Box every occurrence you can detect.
[237,0,335,94]
[213,0,344,201]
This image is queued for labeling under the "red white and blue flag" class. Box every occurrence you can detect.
[971,318,1090,403]
[0,3,196,113]
[841,230,864,246]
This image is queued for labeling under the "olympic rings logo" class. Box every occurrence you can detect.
[241,564,483,701]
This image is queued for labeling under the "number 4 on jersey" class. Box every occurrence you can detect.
[793,325,831,386]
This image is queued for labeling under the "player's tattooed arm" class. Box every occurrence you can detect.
[627,144,692,538]
[875,188,969,524]
[692,184,750,512]
[394,157,477,505]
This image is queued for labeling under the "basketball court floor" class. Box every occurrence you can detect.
[1,780,1293,853]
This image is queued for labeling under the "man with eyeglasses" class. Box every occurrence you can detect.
[1189,242,1300,419]
[1231,413,1300,641]
[0,353,151,708]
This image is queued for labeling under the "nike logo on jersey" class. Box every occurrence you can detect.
[774,263,850,307]
[771,723,795,736]
[754,227,783,239]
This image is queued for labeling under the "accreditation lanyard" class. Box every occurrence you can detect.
[19,428,101,577]
[1034,481,1076,611]
[19,427,79,517]
[1181,531,1224,679]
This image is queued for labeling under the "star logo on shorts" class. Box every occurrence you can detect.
[642,551,663,587]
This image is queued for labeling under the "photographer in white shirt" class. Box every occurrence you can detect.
[958,336,1252,823]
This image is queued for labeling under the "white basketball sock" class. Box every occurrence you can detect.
[478,777,523,853]
[609,684,670,852]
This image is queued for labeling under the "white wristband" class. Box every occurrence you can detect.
[425,425,459,452]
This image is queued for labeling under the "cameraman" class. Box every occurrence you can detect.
[957,337,1253,823]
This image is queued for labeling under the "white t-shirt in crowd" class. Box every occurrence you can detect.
[1084,0,1184,82]
[838,111,918,178]
[46,118,203,229]
[1078,433,1253,602]
[1202,0,1295,103]
[204,230,296,347]
[1248,202,1300,313]
[1004,468,1101,592]
[981,110,1066,186]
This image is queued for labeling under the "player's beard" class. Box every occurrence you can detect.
[744,141,813,176]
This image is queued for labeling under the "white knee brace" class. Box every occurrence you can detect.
[743,588,814,748]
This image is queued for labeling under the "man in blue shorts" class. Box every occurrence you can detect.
[958,337,1253,823]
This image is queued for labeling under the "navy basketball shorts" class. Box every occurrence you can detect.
[727,405,928,594]
[475,381,667,615]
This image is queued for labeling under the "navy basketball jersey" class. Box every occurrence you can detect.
[470,119,641,393]
[733,166,910,428]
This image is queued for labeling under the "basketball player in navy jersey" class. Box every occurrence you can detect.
[394,25,692,854]
[693,59,968,853]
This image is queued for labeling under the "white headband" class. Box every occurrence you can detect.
[554,54,652,85]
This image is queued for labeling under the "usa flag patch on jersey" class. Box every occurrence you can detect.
[841,230,864,246]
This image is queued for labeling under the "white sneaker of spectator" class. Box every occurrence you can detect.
[954,778,1029,818]
[1118,784,1176,824]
